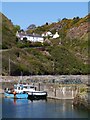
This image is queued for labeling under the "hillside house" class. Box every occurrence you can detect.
[42,31,60,39]
[42,31,53,37]
[53,32,60,39]
[16,31,44,43]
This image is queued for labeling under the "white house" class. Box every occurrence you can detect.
[16,31,44,43]
[42,31,53,37]
[53,32,60,39]
[41,31,60,39]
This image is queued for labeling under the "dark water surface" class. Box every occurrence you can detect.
[1,97,89,119]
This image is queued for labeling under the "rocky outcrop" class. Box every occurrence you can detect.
[67,23,88,39]
[73,93,90,110]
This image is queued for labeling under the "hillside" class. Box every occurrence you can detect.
[2,13,89,75]
[1,12,17,49]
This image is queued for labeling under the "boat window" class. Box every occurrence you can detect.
[24,86,27,89]
[30,87,34,88]
[27,86,30,89]
[18,87,20,90]
[21,87,23,90]
[14,86,17,89]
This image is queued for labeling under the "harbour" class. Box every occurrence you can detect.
[0,75,90,119]
[1,75,88,100]
[1,97,89,118]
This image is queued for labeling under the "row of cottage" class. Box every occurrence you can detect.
[16,30,60,43]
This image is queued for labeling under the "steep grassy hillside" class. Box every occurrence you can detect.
[2,13,89,75]
[2,13,16,49]
[2,46,88,76]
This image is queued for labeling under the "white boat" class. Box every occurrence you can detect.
[4,83,47,99]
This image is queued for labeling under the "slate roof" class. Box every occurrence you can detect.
[18,32,42,38]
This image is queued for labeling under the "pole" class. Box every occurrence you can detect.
[38,83,40,91]
[52,60,55,74]
[55,88,56,97]
[9,56,10,76]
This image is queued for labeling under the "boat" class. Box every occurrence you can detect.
[4,59,47,99]
[4,83,35,99]
[28,91,47,100]
[4,83,47,99]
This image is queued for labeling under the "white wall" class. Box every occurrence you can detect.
[25,36,44,43]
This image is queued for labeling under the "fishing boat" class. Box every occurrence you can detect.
[5,58,47,99]
[4,83,35,99]
[4,83,47,99]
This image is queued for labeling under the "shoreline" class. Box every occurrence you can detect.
[47,96,74,100]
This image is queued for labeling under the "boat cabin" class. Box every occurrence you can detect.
[14,84,35,93]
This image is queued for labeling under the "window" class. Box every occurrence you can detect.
[18,87,20,90]
[24,86,27,89]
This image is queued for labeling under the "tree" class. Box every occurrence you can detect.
[62,18,68,20]
[16,37,19,43]
[46,22,48,25]
[16,52,20,57]
[13,25,20,33]
[73,16,80,24]
[27,24,36,30]
[73,16,80,20]
[23,37,27,43]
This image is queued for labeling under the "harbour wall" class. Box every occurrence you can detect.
[0,75,88,99]
[0,75,88,83]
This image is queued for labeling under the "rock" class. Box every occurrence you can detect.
[73,93,90,110]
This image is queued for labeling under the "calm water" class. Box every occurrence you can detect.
[0,98,88,118]
[0,97,89,118]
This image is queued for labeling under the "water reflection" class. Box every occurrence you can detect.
[2,98,89,118]
[8,98,31,105]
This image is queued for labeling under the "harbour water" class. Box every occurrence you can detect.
[1,97,89,118]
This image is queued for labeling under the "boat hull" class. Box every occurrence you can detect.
[4,92,28,99]
[28,91,47,100]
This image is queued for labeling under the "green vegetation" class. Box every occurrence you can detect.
[1,12,89,75]
[1,13,19,49]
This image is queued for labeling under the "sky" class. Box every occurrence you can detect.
[1,2,88,30]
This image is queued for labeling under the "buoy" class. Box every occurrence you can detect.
[13,91,16,95]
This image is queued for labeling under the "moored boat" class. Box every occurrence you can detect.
[4,83,47,99]
[4,92,28,99]
[28,91,47,100]
[4,83,35,99]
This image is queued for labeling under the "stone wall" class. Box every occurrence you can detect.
[0,75,88,83]
[35,83,78,99]
[0,75,88,99]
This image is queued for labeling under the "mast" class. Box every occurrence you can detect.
[9,56,10,76]
[19,71,23,83]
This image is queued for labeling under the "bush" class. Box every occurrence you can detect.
[31,42,43,47]
[80,87,86,93]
